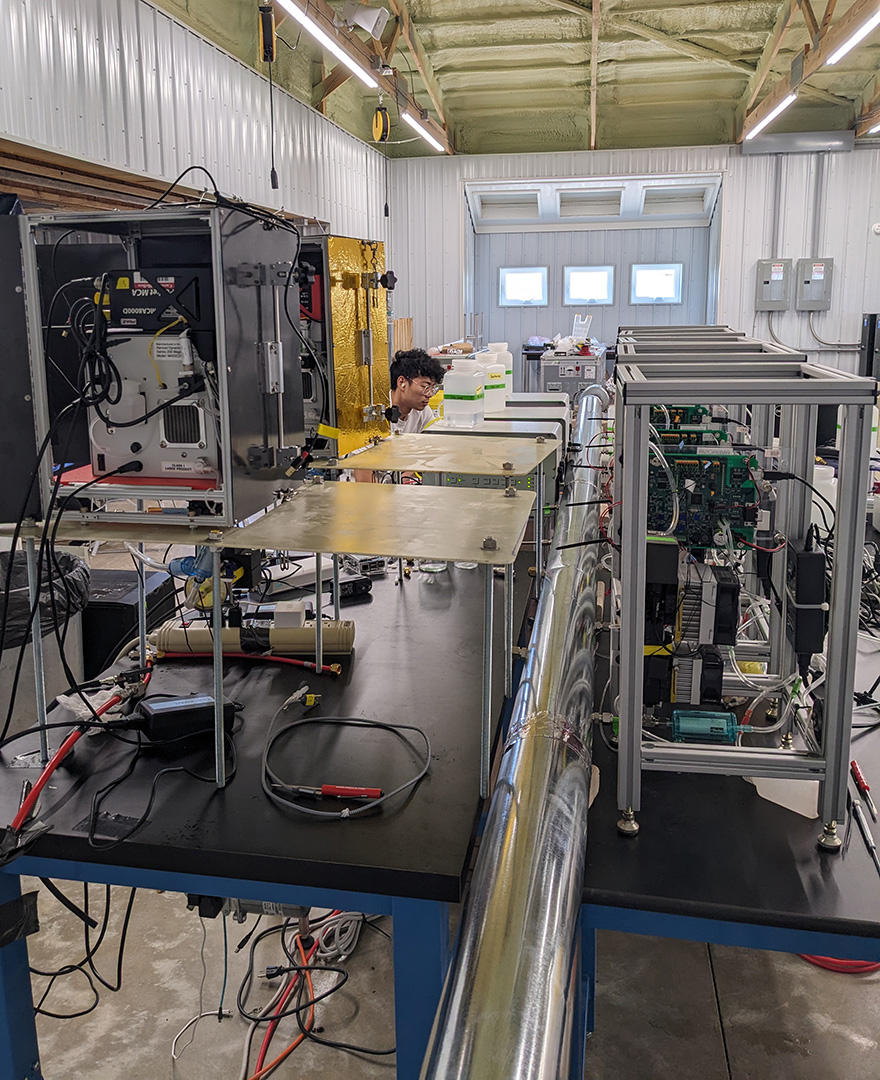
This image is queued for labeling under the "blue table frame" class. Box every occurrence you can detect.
[571,901,880,1079]
[0,856,450,1080]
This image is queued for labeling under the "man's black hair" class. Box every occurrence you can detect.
[390,348,446,390]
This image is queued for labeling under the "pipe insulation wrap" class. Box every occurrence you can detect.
[149,621,356,655]
[421,388,606,1079]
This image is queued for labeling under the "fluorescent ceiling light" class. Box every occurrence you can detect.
[275,0,377,88]
[744,93,798,140]
[826,8,880,65]
[870,122,880,134]
[401,110,445,152]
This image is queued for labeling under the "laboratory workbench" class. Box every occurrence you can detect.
[0,561,532,1080]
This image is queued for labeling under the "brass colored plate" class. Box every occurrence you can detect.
[0,519,221,544]
[316,433,557,476]
[327,236,391,456]
[225,482,536,564]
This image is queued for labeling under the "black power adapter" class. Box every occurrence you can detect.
[137,695,235,742]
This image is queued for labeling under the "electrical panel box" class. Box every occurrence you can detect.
[755,259,792,311]
[795,258,833,311]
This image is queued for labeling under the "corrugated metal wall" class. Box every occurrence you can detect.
[0,0,387,240]
[474,226,709,347]
[391,145,880,369]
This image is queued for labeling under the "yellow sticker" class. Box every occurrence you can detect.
[317,423,340,438]
[116,276,130,290]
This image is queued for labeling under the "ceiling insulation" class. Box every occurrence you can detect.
[152,0,880,154]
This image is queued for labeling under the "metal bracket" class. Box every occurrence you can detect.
[268,261,293,284]
[232,263,266,287]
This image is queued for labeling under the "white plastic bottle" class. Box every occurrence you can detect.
[443,357,485,427]
[812,464,837,532]
[488,342,514,395]
[481,351,507,414]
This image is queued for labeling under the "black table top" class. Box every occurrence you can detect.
[0,563,531,904]
[583,721,880,940]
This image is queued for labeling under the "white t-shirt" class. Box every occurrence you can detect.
[391,404,436,434]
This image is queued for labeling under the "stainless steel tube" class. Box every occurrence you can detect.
[421,387,607,1080]
[25,538,49,766]
[212,548,226,788]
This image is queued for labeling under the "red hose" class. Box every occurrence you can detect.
[10,692,123,832]
[799,955,880,974]
[157,652,341,676]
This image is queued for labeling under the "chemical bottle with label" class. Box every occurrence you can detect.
[488,342,514,394]
[480,349,507,413]
[443,357,485,427]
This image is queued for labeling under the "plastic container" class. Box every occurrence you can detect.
[480,351,507,414]
[745,775,819,819]
[443,357,485,428]
[812,464,837,532]
[488,342,514,395]
[418,558,448,574]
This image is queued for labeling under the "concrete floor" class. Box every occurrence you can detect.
[19,542,880,1078]
[27,882,880,1080]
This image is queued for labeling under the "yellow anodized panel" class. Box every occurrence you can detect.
[327,236,391,456]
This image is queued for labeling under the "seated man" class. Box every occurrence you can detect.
[352,349,447,482]
[386,348,447,433]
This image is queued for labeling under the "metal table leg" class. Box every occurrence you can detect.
[136,500,148,666]
[392,896,450,1080]
[331,554,341,621]
[315,552,324,672]
[481,563,495,798]
[0,875,41,1080]
[535,463,545,579]
[212,549,226,788]
[24,538,49,766]
[504,562,514,697]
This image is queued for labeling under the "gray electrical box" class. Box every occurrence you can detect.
[755,259,792,311]
[795,257,833,311]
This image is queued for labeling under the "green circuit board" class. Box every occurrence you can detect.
[647,451,759,548]
[650,405,711,427]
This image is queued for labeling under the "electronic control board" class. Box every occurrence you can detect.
[647,451,759,548]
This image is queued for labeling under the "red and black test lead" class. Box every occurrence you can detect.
[287,785,383,800]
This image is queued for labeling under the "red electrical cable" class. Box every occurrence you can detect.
[9,665,153,834]
[157,652,341,676]
[10,691,123,832]
[799,955,880,974]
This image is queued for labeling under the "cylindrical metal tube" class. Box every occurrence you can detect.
[315,552,324,671]
[421,388,607,1080]
[149,621,355,655]
[480,562,495,799]
[136,500,148,666]
[25,538,49,766]
[212,549,226,788]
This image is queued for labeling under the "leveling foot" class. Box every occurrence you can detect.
[617,807,640,837]
[817,820,842,852]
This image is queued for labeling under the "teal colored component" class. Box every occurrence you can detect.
[671,709,739,744]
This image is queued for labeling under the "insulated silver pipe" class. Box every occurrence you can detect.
[421,387,608,1080]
